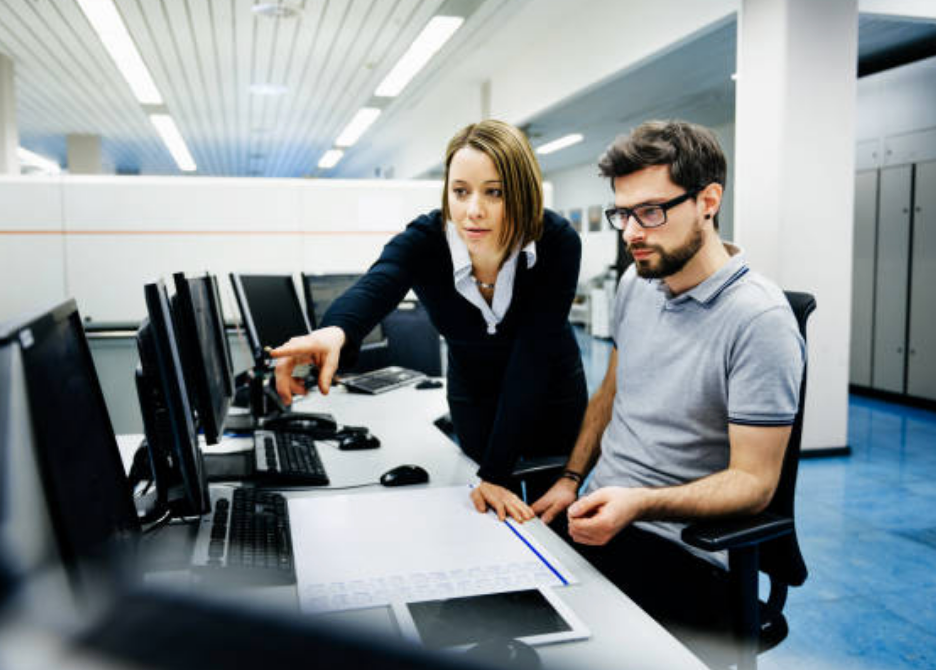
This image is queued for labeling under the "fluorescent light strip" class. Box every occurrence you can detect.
[149,114,196,172]
[335,108,381,147]
[536,133,584,155]
[76,0,162,105]
[17,147,61,174]
[375,16,463,97]
[318,149,344,169]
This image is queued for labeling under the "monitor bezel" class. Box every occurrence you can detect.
[0,299,141,592]
[171,272,234,445]
[229,273,311,366]
[140,281,210,517]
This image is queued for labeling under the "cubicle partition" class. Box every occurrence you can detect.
[0,176,444,324]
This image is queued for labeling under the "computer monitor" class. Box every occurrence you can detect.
[0,300,140,594]
[229,273,311,366]
[171,273,234,445]
[300,273,384,347]
[136,280,210,517]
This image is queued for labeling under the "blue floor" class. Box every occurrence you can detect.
[574,330,936,669]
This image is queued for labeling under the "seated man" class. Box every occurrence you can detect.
[532,120,805,653]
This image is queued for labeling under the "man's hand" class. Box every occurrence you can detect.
[531,478,579,524]
[270,326,346,403]
[470,481,534,523]
[566,487,646,546]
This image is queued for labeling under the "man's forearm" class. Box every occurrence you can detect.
[565,377,614,477]
[638,467,776,522]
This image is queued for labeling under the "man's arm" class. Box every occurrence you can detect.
[531,348,618,524]
[566,422,790,546]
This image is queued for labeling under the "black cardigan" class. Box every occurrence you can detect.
[322,208,583,484]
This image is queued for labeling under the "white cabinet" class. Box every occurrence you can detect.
[852,160,936,402]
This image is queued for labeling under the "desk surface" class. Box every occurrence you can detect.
[118,383,705,670]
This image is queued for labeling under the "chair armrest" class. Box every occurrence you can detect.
[681,513,794,552]
[511,455,567,479]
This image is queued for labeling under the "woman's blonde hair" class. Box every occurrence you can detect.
[441,119,544,251]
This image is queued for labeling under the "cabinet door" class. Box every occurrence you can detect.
[908,161,936,401]
[873,165,912,393]
[851,171,878,386]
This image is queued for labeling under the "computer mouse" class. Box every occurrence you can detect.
[415,379,443,390]
[463,638,541,670]
[379,464,429,487]
[338,432,381,450]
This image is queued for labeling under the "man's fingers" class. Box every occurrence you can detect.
[539,503,560,525]
[568,491,603,518]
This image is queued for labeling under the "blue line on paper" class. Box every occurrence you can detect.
[503,519,568,586]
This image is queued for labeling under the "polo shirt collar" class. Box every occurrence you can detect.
[660,242,748,306]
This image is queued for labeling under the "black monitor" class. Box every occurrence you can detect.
[171,273,234,445]
[0,300,140,594]
[136,280,210,518]
[301,273,384,347]
[229,273,311,366]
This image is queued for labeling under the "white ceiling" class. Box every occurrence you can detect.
[3,1,935,178]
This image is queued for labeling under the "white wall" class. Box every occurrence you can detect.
[0,176,442,324]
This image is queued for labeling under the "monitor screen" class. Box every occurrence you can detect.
[229,274,311,364]
[0,300,140,592]
[137,281,210,517]
[171,273,234,445]
[301,273,383,346]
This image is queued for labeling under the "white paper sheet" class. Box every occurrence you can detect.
[288,486,576,613]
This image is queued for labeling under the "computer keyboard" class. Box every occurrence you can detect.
[253,429,329,485]
[191,488,295,586]
[341,366,425,394]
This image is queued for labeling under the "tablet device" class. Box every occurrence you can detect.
[392,587,589,650]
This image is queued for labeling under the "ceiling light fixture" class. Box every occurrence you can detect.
[149,114,197,172]
[75,0,163,105]
[536,133,584,155]
[375,16,464,97]
[335,108,381,147]
[251,2,301,19]
[318,149,344,169]
[249,83,289,96]
[17,147,61,174]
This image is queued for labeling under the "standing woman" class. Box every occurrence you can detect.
[272,119,587,522]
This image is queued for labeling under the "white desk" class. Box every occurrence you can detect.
[119,383,706,670]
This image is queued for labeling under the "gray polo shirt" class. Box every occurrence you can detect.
[586,246,805,566]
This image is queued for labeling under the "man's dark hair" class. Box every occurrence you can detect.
[598,120,727,228]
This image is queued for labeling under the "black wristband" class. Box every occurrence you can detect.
[560,469,583,484]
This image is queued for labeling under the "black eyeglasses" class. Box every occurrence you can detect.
[604,187,702,230]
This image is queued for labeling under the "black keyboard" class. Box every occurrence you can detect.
[253,429,329,485]
[342,366,425,394]
[193,488,295,586]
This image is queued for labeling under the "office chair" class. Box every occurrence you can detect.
[681,290,816,670]
[381,301,443,377]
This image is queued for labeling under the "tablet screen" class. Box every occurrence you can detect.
[404,589,573,649]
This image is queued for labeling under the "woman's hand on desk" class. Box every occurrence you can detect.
[270,327,346,402]
[531,478,579,524]
[470,481,535,523]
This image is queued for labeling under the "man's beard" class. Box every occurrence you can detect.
[629,224,704,279]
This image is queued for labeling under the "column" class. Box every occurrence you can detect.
[67,133,103,174]
[733,0,858,452]
[0,53,18,175]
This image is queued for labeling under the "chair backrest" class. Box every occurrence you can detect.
[759,291,816,588]
[381,302,443,377]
